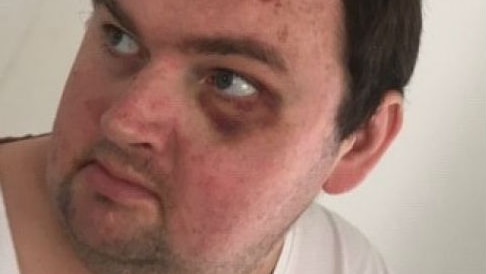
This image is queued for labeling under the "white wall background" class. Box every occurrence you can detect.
[0,0,485,273]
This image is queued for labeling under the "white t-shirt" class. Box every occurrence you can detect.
[0,189,387,274]
[0,186,20,274]
[273,202,390,274]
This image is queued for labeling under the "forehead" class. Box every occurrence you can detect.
[109,0,341,31]
[98,0,344,69]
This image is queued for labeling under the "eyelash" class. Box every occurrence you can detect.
[100,23,140,58]
[98,23,271,103]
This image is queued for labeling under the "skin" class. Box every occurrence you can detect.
[0,137,90,274]
[47,0,348,273]
[0,0,404,273]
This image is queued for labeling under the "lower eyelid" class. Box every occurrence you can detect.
[213,91,260,109]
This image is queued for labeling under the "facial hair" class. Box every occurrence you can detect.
[52,140,283,274]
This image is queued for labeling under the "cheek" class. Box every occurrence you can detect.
[49,56,115,182]
[54,70,106,142]
[173,87,338,222]
[172,130,313,223]
[54,29,122,137]
[166,132,332,254]
[167,151,280,244]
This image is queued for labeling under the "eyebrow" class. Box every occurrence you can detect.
[93,0,140,35]
[180,37,288,72]
[93,0,288,72]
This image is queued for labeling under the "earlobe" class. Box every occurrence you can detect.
[323,91,404,194]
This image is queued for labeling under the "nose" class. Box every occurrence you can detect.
[100,64,181,154]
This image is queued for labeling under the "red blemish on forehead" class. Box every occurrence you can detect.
[259,0,283,9]
[277,25,289,43]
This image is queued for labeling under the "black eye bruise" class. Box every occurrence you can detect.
[198,91,245,137]
[197,85,283,141]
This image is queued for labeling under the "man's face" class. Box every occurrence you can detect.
[47,0,347,273]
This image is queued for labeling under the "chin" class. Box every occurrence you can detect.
[57,179,164,260]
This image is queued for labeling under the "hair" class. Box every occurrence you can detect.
[90,0,422,140]
[337,0,422,139]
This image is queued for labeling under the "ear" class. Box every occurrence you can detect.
[323,91,404,194]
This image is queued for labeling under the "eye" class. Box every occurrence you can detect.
[207,70,258,98]
[102,24,140,56]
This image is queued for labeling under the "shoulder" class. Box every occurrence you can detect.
[291,202,390,274]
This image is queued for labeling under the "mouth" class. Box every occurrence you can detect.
[80,160,159,206]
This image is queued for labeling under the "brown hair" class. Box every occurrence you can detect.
[91,0,422,140]
[337,0,422,139]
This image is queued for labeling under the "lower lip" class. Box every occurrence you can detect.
[81,163,158,205]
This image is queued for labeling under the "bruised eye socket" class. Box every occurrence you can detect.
[102,24,140,56]
[207,70,258,98]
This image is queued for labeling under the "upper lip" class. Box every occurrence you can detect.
[93,156,159,196]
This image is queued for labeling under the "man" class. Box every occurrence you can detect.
[0,0,422,273]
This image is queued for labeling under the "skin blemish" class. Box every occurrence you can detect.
[259,0,283,10]
[277,25,289,43]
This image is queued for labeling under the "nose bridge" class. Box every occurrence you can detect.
[128,62,179,119]
[100,61,182,152]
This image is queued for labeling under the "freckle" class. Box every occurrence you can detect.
[259,0,283,7]
[147,100,161,111]
[277,25,289,43]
